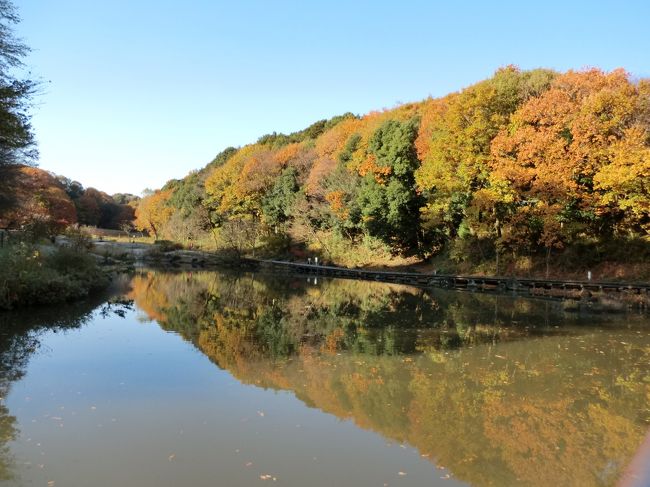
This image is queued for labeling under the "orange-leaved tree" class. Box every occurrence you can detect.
[415,66,556,241]
[0,166,77,236]
[134,190,173,239]
[490,68,649,252]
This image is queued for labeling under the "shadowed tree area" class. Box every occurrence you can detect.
[0,0,36,168]
[0,0,36,220]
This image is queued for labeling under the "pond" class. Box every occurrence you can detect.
[0,269,648,486]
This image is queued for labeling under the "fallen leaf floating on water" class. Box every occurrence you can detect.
[257,411,265,417]
[245,462,253,467]
[47,482,55,487]
[168,454,175,461]
[398,471,407,476]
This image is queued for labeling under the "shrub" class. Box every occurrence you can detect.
[46,246,97,274]
[64,226,93,251]
[153,240,182,252]
[0,244,109,310]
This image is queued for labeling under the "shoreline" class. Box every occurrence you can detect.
[87,240,650,312]
[252,258,650,312]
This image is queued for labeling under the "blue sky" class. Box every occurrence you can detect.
[16,0,650,195]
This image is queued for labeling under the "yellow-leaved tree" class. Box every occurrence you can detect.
[135,190,173,239]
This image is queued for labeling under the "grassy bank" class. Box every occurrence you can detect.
[250,232,650,283]
[83,226,650,283]
[0,244,111,310]
[419,237,650,282]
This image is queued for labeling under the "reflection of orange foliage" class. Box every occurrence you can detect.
[321,327,345,354]
[126,269,650,487]
[229,336,648,487]
[127,273,171,322]
[198,316,258,379]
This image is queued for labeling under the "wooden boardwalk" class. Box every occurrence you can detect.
[251,259,650,297]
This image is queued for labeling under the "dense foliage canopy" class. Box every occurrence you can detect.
[0,0,37,215]
[134,66,650,272]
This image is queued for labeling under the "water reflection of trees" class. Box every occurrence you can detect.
[128,269,569,361]
[0,294,133,482]
[129,269,650,487]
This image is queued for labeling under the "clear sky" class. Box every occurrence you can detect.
[15,0,650,195]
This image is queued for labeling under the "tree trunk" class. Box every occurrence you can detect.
[210,228,219,248]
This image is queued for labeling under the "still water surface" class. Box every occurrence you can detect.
[0,269,648,486]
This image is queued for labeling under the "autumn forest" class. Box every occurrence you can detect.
[132,67,650,276]
[1,1,650,485]
[2,65,648,277]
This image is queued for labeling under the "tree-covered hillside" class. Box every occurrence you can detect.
[135,67,650,277]
[0,165,138,234]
